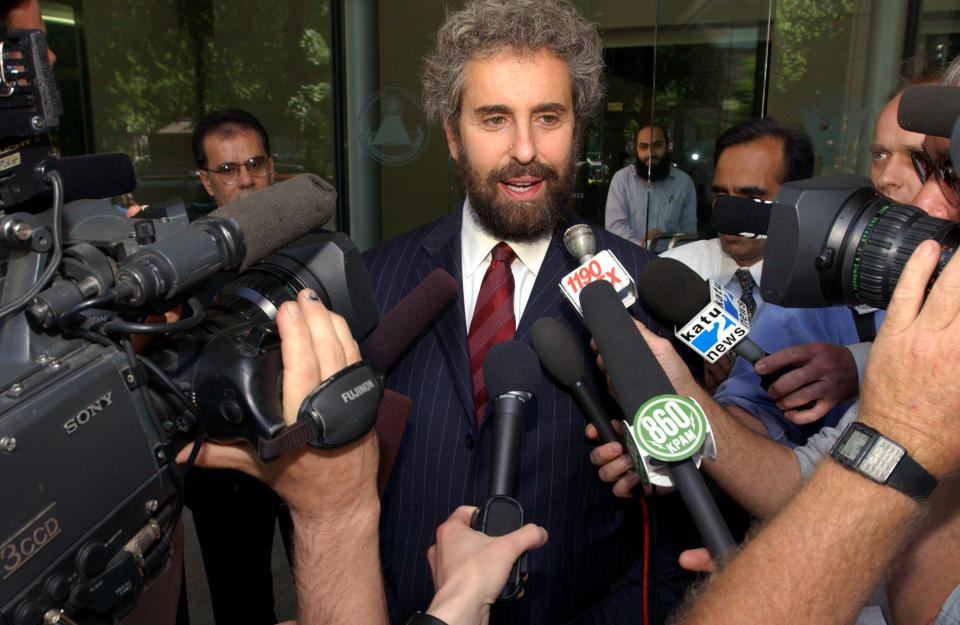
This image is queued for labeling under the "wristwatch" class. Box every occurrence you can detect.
[830,422,937,502]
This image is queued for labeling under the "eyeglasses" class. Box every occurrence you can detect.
[911,150,960,207]
[202,155,269,184]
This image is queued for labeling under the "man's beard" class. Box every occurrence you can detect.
[456,147,573,242]
[635,158,671,182]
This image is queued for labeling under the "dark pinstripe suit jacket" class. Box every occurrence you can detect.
[364,205,699,625]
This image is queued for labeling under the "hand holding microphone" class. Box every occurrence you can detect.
[581,279,736,563]
[472,340,540,601]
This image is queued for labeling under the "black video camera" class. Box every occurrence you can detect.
[760,88,960,310]
[0,25,378,624]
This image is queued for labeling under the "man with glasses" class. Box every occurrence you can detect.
[194,108,275,208]
[187,108,290,625]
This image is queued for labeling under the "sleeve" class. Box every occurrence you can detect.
[677,173,698,235]
[713,303,863,446]
[605,170,644,246]
[793,403,858,480]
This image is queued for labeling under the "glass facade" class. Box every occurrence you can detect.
[42,0,960,246]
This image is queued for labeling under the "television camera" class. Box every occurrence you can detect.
[0,26,379,625]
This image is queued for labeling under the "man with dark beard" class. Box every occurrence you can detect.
[362,1,702,623]
[605,125,697,252]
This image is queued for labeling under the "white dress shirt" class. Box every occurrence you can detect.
[460,197,551,331]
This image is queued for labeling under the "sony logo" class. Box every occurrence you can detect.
[64,391,113,434]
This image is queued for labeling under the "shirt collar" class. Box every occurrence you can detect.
[461,196,551,279]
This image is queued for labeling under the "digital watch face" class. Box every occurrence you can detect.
[838,428,871,462]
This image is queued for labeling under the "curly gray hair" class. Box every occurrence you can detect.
[422,0,604,129]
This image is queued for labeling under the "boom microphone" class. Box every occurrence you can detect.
[210,173,336,271]
[473,340,540,600]
[360,268,458,373]
[897,85,960,138]
[531,316,619,444]
[114,174,336,306]
[49,153,138,203]
[580,279,735,562]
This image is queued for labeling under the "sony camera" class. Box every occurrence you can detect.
[0,25,377,624]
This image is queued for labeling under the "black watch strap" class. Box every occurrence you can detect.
[886,446,938,501]
[406,612,449,625]
[830,422,938,502]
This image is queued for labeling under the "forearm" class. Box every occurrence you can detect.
[292,498,387,625]
[683,459,921,625]
[887,474,960,624]
[685,380,803,519]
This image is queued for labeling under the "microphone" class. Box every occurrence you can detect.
[49,153,138,203]
[473,340,539,600]
[210,173,336,271]
[360,268,459,373]
[531,316,619,444]
[637,257,812,398]
[114,174,335,305]
[897,85,960,138]
[559,223,638,313]
[580,279,735,562]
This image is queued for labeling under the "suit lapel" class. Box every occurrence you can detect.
[514,220,582,343]
[414,205,476,424]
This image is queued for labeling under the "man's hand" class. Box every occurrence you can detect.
[425,506,548,625]
[859,239,960,478]
[586,318,695,498]
[585,420,647,498]
[754,342,858,424]
[704,357,734,395]
[175,289,379,521]
[641,228,663,249]
[679,547,718,574]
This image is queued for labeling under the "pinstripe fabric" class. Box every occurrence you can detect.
[363,203,700,625]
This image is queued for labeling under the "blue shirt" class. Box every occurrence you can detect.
[714,302,883,446]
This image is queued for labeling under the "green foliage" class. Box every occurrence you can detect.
[772,0,855,91]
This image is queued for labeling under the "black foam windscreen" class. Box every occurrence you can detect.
[710,195,771,238]
[898,85,960,137]
[580,280,674,410]
[210,173,336,271]
[531,317,583,387]
[51,153,137,203]
[637,257,710,326]
[360,268,459,372]
[483,340,541,399]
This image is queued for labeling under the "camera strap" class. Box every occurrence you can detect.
[258,360,383,460]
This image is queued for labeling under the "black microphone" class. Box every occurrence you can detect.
[360,268,458,373]
[49,153,138,203]
[472,340,539,601]
[580,279,736,562]
[897,85,960,138]
[114,174,336,306]
[638,257,814,405]
[484,341,539,497]
[638,257,768,362]
[531,316,619,444]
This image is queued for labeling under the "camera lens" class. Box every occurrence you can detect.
[821,191,960,309]
[763,176,960,310]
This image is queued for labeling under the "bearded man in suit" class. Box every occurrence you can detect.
[363,1,701,623]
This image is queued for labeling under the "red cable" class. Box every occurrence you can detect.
[641,495,650,625]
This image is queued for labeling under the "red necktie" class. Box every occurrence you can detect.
[468,242,517,424]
